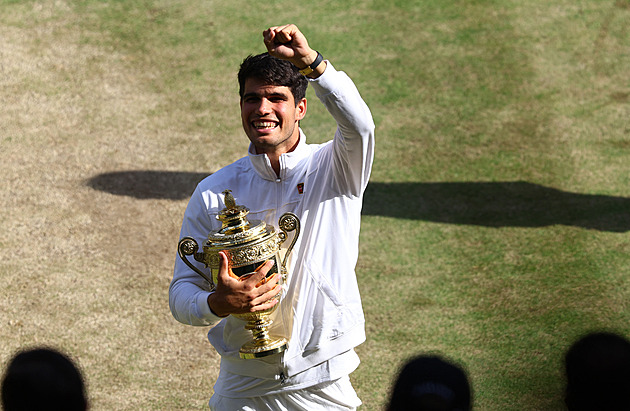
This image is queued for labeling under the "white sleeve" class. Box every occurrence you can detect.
[169,185,224,326]
[309,62,375,197]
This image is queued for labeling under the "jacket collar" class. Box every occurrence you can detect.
[248,129,310,181]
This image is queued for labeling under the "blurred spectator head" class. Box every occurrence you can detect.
[2,347,87,411]
[565,331,630,411]
[388,354,471,411]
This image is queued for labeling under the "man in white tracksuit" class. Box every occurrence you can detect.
[169,24,375,410]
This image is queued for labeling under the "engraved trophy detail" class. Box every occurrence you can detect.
[178,190,300,359]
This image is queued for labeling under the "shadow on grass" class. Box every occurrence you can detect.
[86,172,630,232]
[363,181,630,232]
[86,170,209,200]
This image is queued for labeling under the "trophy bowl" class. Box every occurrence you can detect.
[178,190,300,359]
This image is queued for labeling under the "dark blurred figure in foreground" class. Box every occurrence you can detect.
[388,355,471,411]
[1,347,88,411]
[565,331,630,411]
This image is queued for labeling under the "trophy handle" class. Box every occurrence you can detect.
[278,212,300,270]
[177,237,215,289]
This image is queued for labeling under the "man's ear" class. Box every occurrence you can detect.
[296,98,307,121]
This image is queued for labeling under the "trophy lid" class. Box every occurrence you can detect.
[207,190,270,247]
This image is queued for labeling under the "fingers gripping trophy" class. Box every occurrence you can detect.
[177,190,300,359]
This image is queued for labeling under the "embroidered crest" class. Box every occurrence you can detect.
[297,183,304,194]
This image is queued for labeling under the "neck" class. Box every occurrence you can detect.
[263,151,282,177]
[255,133,300,177]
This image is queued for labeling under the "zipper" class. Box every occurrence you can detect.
[275,176,282,219]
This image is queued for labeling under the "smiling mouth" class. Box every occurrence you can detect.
[252,120,278,130]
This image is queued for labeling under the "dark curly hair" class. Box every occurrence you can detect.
[238,53,308,105]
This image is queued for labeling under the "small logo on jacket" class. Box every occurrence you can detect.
[297,183,304,194]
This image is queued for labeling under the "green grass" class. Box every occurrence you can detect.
[1,0,629,410]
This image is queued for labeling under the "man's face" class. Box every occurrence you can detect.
[240,78,306,155]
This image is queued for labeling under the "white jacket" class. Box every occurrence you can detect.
[169,63,375,395]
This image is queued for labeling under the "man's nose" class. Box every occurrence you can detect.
[255,98,272,115]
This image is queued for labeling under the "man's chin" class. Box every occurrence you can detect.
[249,135,274,146]
[248,128,277,140]
[249,138,276,153]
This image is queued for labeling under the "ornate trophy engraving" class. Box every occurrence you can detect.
[177,190,300,359]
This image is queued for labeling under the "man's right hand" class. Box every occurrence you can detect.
[263,24,326,78]
[207,251,281,318]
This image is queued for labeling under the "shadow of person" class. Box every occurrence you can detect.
[363,181,630,232]
[86,172,630,232]
[86,170,210,201]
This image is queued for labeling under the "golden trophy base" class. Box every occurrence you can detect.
[238,316,288,359]
[239,337,288,359]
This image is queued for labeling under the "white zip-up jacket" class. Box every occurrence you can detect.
[169,62,375,396]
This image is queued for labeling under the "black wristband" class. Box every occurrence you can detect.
[299,51,323,76]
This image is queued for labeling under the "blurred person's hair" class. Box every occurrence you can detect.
[2,347,87,411]
[388,354,471,411]
[565,331,630,411]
